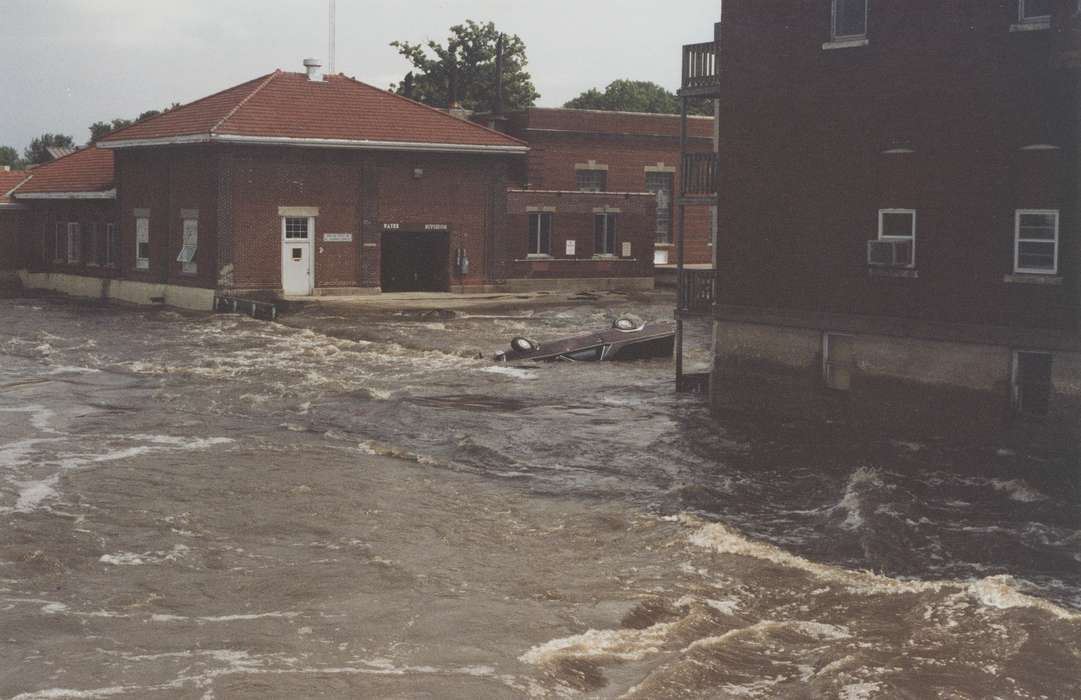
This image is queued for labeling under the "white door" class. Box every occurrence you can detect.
[281,216,314,295]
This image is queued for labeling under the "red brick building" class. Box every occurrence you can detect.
[480,108,716,267]
[679,1,1081,451]
[0,169,31,275]
[9,64,660,305]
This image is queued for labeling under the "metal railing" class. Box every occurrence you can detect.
[678,269,715,315]
[682,40,719,90]
[682,152,718,196]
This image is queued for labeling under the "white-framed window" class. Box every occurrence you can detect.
[594,213,617,256]
[135,217,150,270]
[85,223,98,266]
[1012,350,1053,418]
[53,222,65,263]
[1014,209,1059,275]
[875,209,916,268]
[1020,0,1052,23]
[177,217,198,274]
[284,217,312,240]
[576,169,608,193]
[105,223,118,267]
[67,222,81,264]
[528,212,552,256]
[832,0,868,40]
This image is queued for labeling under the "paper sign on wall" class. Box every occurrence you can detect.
[622,242,632,257]
[565,240,576,255]
[324,233,353,242]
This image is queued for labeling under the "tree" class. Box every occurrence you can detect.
[87,103,181,143]
[564,80,712,116]
[89,118,134,143]
[0,146,21,170]
[390,20,539,112]
[23,133,76,165]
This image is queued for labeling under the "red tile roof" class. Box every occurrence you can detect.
[9,147,115,197]
[101,72,528,152]
[0,170,32,204]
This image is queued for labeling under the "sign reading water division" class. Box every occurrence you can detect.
[323,233,353,243]
[382,223,450,232]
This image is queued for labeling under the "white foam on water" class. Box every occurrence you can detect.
[0,405,59,434]
[150,611,300,623]
[519,621,678,664]
[478,365,537,380]
[989,479,1047,503]
[675,595,740,616]
[840,682,883,700]
[45,366,101,375]
[680,515,1081,620]
[13,475,61,513]
[832,467,886,531]
[99,544,189,567]
[12,688,129,700]
[687,620,852,653]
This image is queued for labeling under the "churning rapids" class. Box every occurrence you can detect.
[0,291,1078,699]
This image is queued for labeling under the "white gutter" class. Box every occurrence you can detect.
[14,189,117,200]
[99,133,528,155]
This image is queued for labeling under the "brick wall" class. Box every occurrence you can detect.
[498,108,717,266]
[23,200,122,277]
[714,0,1080,333]
[502,190,655,281]
[0,210,23,270]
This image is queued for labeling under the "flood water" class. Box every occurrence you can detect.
[1,291,1078,699]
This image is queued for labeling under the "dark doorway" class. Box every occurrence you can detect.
[381,232,450,293]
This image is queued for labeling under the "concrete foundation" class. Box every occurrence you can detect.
[711,319,1081,452]
[18,271,216,311]
[493,277,655,293]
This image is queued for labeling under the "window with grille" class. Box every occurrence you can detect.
[85,223,98,266]
[178,218,198,274]
[105,223,118,266]
[646,172,674,243]
[594,213,617,256]
[528,213,552,256]
[1014,210,1058,274]
[576,169,607,193]
[53,223,65,262]
[832,0,868,39]
[67,223,81,264]
[284,217,311,240]
[136,217,150,270]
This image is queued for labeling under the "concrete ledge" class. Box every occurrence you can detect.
[312,287,381,297]
[494,277,655,293]
[17,271,215,311]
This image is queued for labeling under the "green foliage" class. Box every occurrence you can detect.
[23,134,76,165]
[390,20,539,112]
[564,80,712,116]
[0,146,22,170]
[88,103,184,143]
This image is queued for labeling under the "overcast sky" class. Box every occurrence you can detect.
[0,0,721,152]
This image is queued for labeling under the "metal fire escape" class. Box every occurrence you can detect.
[674,22,722,392]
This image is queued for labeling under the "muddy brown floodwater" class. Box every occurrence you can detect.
[0,291,1079,699]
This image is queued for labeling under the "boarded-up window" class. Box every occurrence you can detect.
[105,224,119,266]
[67,223,81,264]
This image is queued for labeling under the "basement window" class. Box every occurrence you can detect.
[528,212,552,256]
[1012,351,1053,418]
[136,216,150,270]
[1014,210,1058,275]
[178,217,198,274]
[67,222,82,264]
[594,213,618,256]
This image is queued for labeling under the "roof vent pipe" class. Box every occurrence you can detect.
[303,58,323,81]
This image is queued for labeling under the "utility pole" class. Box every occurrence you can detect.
[329,0,337,74]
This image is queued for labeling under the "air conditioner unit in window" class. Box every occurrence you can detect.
[867,239,913,268]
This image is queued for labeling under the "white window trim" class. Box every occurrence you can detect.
[67,222,81,264]
[878,209,917,269]
[135,217,150,270]
[594,212,618,256]
[282,215,316,242]
[179,217,199,274]
[831,0,869,42]
[1014,209,1059,275]
[527,211,552,257]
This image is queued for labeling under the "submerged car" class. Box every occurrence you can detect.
[494,317,676,363]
